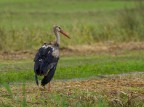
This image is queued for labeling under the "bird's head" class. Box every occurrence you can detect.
[53,25,70,39]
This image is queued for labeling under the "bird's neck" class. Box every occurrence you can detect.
[54,30,60,45]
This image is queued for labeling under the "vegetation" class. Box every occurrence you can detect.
[0,0,144,107]
[0,50,144,84]
[0,0,144,51]
[0,73,144,107]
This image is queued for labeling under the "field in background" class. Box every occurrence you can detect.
[0,0,144,107]
[0,0,144,51]
[0,0,136,28]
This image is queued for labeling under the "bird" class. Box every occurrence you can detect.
[34,25,70,91]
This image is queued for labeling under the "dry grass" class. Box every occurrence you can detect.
[0,42,144,59]
[0,73,144,107]
[1,42,144,59]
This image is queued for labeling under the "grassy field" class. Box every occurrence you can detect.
[0,49,144,83]
[0,0,144,51]
[0,0,136,28]
[0,49,144,107]
[0,0,144,107]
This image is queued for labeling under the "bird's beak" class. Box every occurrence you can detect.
[59,30,70,39]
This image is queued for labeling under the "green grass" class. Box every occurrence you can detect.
[0,0,136,29]
[1,0,144,51]
[0,50,144,84]
[0,0,137,32]
[0,1,144,106]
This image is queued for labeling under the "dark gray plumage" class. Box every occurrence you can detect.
[34,25,70,91]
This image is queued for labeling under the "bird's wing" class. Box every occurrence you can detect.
[34,44,52,62]
[34,44,59,85]
[34,44,59,73]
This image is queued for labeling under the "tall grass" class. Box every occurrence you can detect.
[0,1,144,51]
[1,82,27,107]
[92,2,144,42]
[0,27,48,51]
[116,2,144,42]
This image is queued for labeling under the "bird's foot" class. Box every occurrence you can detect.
[39,86,46,91]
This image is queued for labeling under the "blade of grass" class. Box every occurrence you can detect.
[2,83,13,100]
[22,82,27,107]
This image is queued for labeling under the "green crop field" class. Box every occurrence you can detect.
[0,0,144,51]
[0,0,136,28]
[0,0,144,107]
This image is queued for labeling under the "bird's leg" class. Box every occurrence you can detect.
[39,85,46,91]
[48,82,51,91]
[43,86,46,90]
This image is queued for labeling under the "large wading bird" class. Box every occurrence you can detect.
[34,25,70,91]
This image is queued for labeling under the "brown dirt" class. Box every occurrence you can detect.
[1,42,144,60]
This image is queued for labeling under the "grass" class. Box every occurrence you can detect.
[0,0,144,51]
[0,50,144,84]
[0,73,143,107]
[0,0,144,106]
[0,0,136,28]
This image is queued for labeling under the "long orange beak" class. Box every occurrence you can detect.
[59,30,70,39]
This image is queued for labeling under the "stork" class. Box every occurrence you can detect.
[34,25,70,91]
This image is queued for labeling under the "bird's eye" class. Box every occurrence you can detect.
[58,27,61,30]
